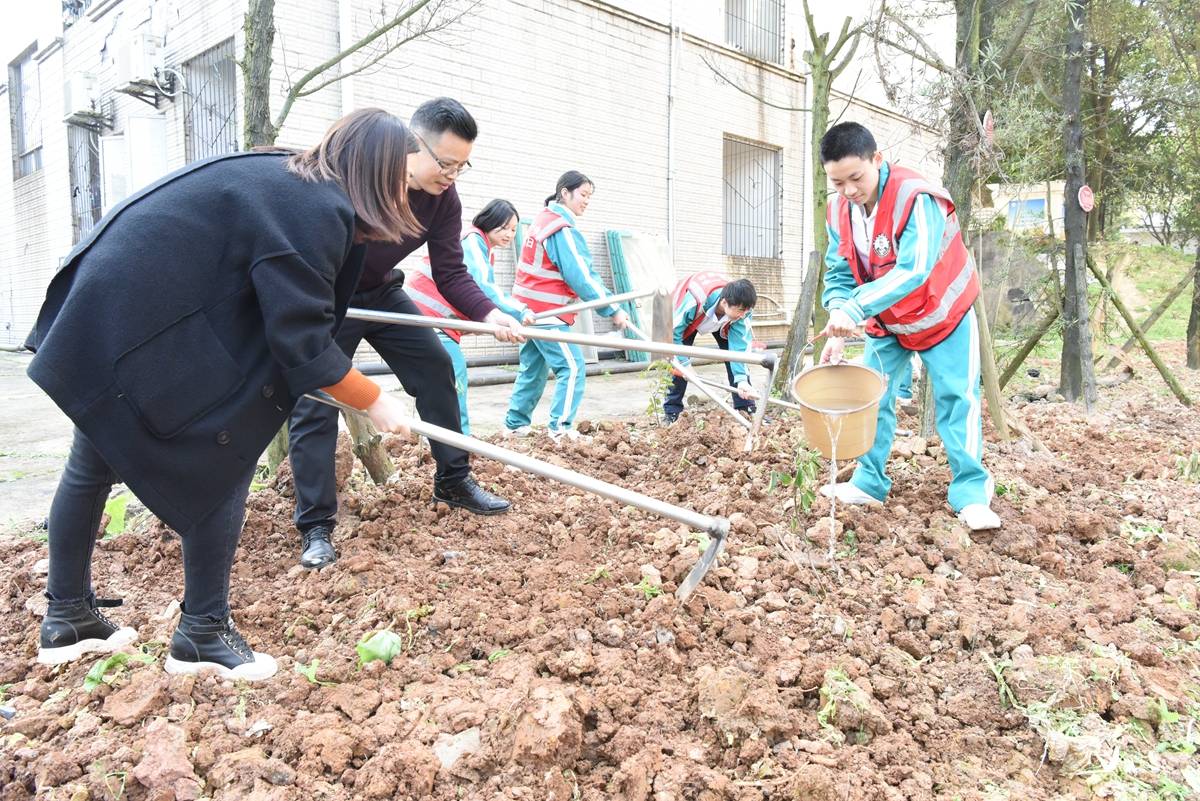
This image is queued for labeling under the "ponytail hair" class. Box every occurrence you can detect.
[545,170,594,206]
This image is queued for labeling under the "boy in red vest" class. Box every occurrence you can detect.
[664,272,759,423]
[817,122,1000,531]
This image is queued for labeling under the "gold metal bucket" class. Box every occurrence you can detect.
[790,364,887,460]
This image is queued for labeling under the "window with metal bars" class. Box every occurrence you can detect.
[8,45,43,180]
[68,125,102,243]
[724,0,785,65]
[182,39,238,162]
[723,136,783,259]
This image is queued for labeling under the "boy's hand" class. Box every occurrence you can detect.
[611,309,630,331]
[521,310,537,326]
[735,382,760,400]
[821,308,860,338]
[820,337,846,365]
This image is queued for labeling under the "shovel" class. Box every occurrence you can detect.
[305,391,728,601]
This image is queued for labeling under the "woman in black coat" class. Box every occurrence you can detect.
[25,108,415,681]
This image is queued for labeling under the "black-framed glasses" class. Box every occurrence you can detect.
[411,130,472,177]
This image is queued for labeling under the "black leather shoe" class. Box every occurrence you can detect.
[433,476,510,515]
[165,607,277,681]
[38,595,137,665]
[299,525,336,569]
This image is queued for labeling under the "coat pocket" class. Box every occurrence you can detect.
[114,310,245,439]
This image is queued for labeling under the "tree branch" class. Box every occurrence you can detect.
[699,54,810,112]
[272,0,444,132]
[996,0,1039,71]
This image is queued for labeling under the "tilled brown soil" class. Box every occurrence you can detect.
[2,357,1199,800]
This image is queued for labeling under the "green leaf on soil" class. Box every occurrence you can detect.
[103,493,129,537]
[294,659,337,686]
[83,650,154,692]
[356,629,403,666]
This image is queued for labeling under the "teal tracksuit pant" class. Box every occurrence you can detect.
[505,324,586,432]
[852,308,992,512]
[436,332,471,436]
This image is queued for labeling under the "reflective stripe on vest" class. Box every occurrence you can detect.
[512,207,577,322]
[407,265,467,342]
[672,271,729,341]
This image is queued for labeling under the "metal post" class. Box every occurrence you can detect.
[304,392,729,538]
[744,355,776,452]
[346,309,771,368]
[533,288,660,321]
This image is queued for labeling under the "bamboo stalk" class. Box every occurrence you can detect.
[1085,256,1192,407]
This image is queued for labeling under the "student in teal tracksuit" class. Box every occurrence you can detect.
[817,122,999,531]
[505,171,628,441]
[663,273,759,423]
[422,200,532,435]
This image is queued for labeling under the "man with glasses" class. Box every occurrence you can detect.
[286,98,524,570]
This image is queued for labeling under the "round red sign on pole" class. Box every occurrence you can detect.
[1078,185,1095,213]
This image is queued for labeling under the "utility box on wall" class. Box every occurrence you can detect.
[99,115,168,213]
[115,32,163,86]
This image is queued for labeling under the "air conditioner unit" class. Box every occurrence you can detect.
[115,31,162,86]
[64,72,97,118]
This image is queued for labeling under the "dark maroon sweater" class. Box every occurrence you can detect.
[359,185,496,322]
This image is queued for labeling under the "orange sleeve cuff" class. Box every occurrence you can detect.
[320,368,381,411]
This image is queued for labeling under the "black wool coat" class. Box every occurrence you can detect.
[25,152,366,533]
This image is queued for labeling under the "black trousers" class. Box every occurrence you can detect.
[47,428,255,620]
[662,331,755,418]
[288,281,470,534]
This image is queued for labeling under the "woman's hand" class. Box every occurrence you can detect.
[365,392,412,437]
[611,309,630,331]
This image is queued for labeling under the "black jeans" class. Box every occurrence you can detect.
[663,331,755,418]
[288,281,470,534]
[47,428,254,620]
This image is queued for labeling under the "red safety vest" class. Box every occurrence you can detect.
[672,271,732,340]
[512,207,578,324]
[405,226,490,343]
[827,164,978,350]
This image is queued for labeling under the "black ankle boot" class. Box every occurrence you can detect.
[165,608,277,681]
[299,525,336,569]
[38,595,138,665]
[432,476,510,515]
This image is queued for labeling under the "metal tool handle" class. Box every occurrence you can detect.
[304,391,729,538]
[532,288,659,321]
[346,309,773,368]
[692,374,804,412]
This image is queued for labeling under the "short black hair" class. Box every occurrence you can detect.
[411,97,478,142]
[546,170,593,206]
[819,122,877,164]
[472,199,518,233]
[721,278,757,309]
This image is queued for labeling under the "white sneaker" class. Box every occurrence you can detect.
[958,504,1001,531]
[504,425,535,438]
[818,482,881,505]
[548,428,591,443]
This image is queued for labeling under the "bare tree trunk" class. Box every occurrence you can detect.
[809,66,833,363]
[774,251,822,398]
[973,296,1009,440]
[1058,0,1098,409]
[343,409,396,484]
[1087,257,1192,406]
[1189,249,1200,369]
[242,0,277,148]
